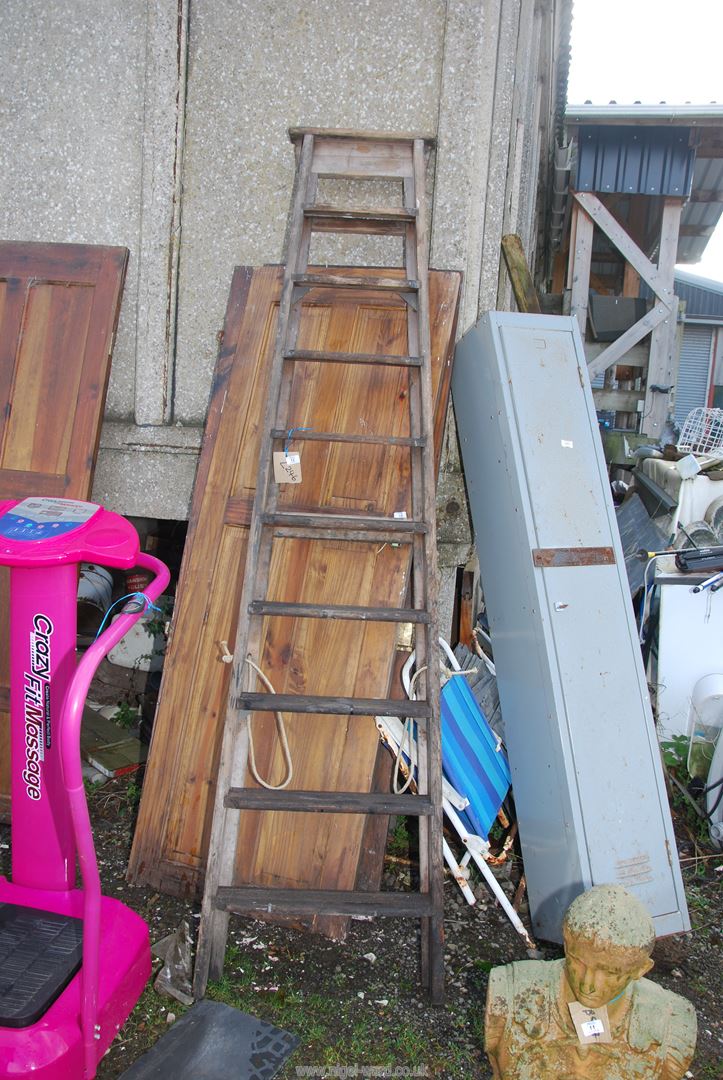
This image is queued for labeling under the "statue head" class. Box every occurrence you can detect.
[562,885,655,1008]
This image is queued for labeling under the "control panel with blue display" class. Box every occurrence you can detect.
[0,499,101,542]
[0,498,140,569]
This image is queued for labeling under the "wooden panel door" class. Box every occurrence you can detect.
[129,265,461,932]
[0,242,128,811]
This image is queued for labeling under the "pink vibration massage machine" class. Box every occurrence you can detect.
[0,497,170,1078]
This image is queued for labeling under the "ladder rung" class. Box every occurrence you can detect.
[270,428,425,448]
[234,692,431,719]
[303,205,418,236]
[272,527,416,544]
[304,204,417,222]
[293,273,419,293]
[216,886,435,918]
[248,601,430,623]
[224,789,433,815]
[261,511,426,534]
[284,349,422,368]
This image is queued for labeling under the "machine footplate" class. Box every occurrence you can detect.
[0,903,83,1027]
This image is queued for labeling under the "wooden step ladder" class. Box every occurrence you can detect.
[193,129,445,1003]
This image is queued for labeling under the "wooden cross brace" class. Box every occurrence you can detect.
[568,191,681,381]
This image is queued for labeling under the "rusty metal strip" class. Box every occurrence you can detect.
[532,546,615,568]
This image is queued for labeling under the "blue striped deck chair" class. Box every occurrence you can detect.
[376,639,535,949]
[440,674,510,840]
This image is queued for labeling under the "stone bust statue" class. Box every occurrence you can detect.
[484,884,696,1080]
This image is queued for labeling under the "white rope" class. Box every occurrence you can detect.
[393,665,427,794]
[244,657,293,790]
[442,662,476,681]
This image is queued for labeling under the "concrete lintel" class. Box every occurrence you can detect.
[92,442,198,521]
[99,418,203,452]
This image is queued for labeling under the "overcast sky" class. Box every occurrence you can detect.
[567,0,723,282]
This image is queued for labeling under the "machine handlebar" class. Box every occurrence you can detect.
[60,551,170,1080]
[61,552,170,792]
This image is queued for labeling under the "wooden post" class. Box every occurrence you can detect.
[623,263,641,298]
[643,198,683,437]
[570,192,679,390]
[568,200,594,340]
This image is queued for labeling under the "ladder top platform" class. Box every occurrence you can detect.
[289,128,436,145]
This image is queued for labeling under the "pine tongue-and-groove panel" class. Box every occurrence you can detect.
[129,265,461,938]
[0,242,128,814]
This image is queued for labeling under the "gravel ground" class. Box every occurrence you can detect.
[1,654,720,1077]
[77,776,723,1078]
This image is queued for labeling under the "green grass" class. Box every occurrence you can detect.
[387,816,412,858]
[659,734,718,846]
[693,1063,723,1080]
[113,700,140,729]
[203,942,488,1079]
[96,983,190,1077]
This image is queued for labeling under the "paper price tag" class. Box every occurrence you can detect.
[568,1001,612,1045]
[582,1018,605,1038]
[273,452,302,484]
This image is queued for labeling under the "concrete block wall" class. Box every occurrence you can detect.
[0,0,563,528]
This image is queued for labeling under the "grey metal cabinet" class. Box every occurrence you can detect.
[452,312,689,942]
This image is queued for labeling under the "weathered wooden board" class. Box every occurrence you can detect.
[501,234,541,315]
[0,242,128,813]
[129,265,460,934]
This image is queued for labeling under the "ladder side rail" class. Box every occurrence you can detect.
[273,185,317,452]
[248,157,318,673]
[401,167,428,683]
[410,139,443,730]
[402,155,435,995]
[402,164,429,727]
[412,137,445,1002]
[194,132,447,1006]
[242,153,319,818]
[249,153,317,652]
[193,133,317,999]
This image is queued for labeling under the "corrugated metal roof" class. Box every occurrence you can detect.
[565,104,723,265]
[553,2,574,145]
[675,272,723,320]
[567,104,723,125]
[576,126,695,197]
[640,271,723,321]
[679,154,723,263]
